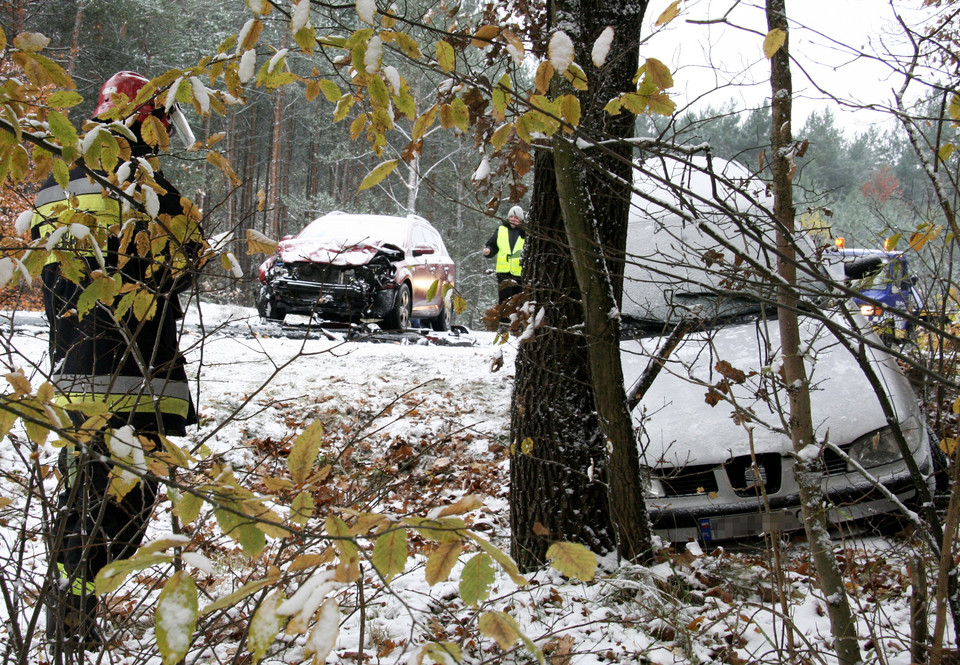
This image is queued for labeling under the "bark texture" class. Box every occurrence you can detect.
[510,0,650,568]
[767,2,862,663]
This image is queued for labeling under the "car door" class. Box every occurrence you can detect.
[409,224,439,314]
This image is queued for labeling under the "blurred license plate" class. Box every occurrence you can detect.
[698,511,797,542]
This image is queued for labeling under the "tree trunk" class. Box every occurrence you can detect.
[67,0,84,77]
[510,148,616,569]
[767,2,862,663]
[554,137,651,562]
[509,0,651,568]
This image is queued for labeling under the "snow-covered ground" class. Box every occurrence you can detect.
[0,302,944,664]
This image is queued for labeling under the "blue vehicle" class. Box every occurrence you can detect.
[824,246,923,344]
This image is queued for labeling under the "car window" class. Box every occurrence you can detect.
[298,217,408,248]
[622,156,817,332]
[412,226,431,248]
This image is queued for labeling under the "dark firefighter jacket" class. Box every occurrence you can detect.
[31,163,201,436]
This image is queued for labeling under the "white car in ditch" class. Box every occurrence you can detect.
[620,156,940,544]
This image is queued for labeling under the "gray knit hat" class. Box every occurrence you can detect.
[507,205,525,221]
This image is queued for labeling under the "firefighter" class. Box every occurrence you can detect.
[31,71,203,656]
[483,205,526,305]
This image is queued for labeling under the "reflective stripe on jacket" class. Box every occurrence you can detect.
[32,167,198,436]
[495,225,524,276]
[32,178,121,263]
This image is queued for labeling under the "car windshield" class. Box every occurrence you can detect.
[621,291,777,338]
[298,217,407,247]
[621,155,817,338]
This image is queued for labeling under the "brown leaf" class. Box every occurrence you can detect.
[533,522,551,537]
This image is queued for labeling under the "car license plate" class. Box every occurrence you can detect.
[698,510,797,542]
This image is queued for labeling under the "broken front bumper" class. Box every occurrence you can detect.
[269,277,396,321]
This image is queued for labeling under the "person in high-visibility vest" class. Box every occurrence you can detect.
[483,205,526,305]
[30,71,204,655]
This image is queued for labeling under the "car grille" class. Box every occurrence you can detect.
[726,454,782,496]
[289,262,354,284]
[654,449,849,498]
[658,464,719,496]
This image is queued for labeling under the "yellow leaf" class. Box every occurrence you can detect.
[645,57,673,90]
[333,94,354,122]
[450,97,470,131]
[425,542,463,585]
[368,74,390,109]
[559,94,581,130]
[288,420,324,484]
[939,144,955,163]
[950,93,960,122]
[246,228,278,254]
[479,610,522,649]
[472,25,500,48]
[249,591,287,663]
[459,553,494,606]
[436,40,456,72]
[358,159,400,192]
[565,63,588,91]
[469,532,528,585]
[655,1,681,26]
[371,526,408,580]
[350,113,368,141]
[319,79,341,102]
[535,61,554,95]
[909,225,942,252]
[491,123,512,151]
[763,28,787,59]
[156,572,198,665]
[546,541,597,581]
[437,494,483,517]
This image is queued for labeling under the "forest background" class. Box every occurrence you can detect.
[0,0,936,327]
[0,0,959,664]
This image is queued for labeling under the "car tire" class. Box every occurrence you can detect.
[431,301,450,331]
[258,287,286,323]
[384,283,411,330]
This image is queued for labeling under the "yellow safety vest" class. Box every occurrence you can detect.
[495,226,524,277]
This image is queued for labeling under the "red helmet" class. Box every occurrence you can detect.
[94,71,170,128]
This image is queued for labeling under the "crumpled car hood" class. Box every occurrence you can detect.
[277,237,387,266]
[621,313,921,468]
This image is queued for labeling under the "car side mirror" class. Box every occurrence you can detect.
[844,256,883,280]
[412,245,435,257]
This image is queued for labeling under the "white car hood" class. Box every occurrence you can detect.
[621,312,921,468]
[277,237,389,266]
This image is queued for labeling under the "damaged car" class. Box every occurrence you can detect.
[257,212,456,330]
[620,156,941,544]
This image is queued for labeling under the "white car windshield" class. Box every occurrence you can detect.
[622,156,819,333]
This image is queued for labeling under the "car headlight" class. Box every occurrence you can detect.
[860,304,883,317]
[847,419,920,468]
[640,468,665,498]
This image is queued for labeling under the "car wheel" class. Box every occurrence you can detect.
[258,287,286,323]
[384,283,411,330]
[431,301,450,331]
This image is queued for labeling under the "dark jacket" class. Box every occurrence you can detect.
[31,161,202,436]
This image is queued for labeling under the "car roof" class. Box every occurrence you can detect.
[311,211,435,228]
